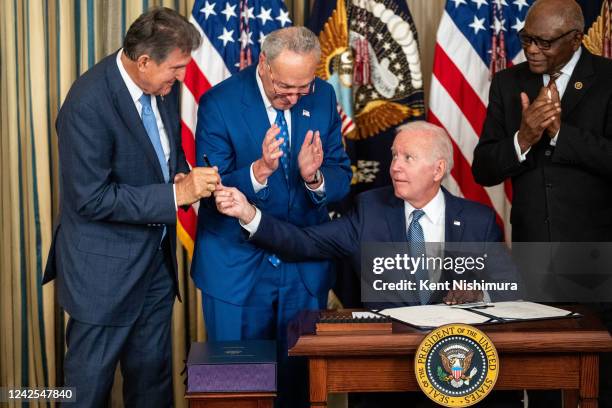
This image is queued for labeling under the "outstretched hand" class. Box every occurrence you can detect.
[214,184,256,224]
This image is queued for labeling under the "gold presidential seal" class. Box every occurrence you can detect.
[414,324,499,407]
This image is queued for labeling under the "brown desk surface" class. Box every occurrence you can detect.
[288,305,612,356]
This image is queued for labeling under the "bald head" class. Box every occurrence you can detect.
[521,0,584,74]
[526,0,584,33]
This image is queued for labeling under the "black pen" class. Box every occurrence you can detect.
[202,154,212,167]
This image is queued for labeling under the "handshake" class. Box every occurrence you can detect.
[175,166,221,206]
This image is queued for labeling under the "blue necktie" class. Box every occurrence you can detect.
[407,209,431,304]
[140,94,169,183]
[274,109,290,182]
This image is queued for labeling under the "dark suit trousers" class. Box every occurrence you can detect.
[63,240,175,408]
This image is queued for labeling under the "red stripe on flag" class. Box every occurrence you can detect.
[183,59,211,102]
[178,205,197,242]
[504,179,513,202]
[429,112,505,229]
[432,44,488,135]
[181,120,196,167]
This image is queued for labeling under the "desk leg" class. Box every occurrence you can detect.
[562,390,578,408]
[579,354,599,408]
[309,358,328,407]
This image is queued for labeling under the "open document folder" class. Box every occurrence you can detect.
[375,301,580,330]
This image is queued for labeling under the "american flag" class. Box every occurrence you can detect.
[428,0,533,239]
[179,0,291,256]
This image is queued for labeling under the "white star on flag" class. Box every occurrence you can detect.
[257,7,273,25]
[221,2,237,21]
[490,17,506,34]
[452,0,467,7]
[276,9,291,27]
[511,17,525,32]
[244,6,255,20]
[469,16,486,34]
[513,0,529,11]
[200,1,216,19]
[240,30,254,47]
[471,0,488,9]
[258,31,267,44]
[218,27,235,46]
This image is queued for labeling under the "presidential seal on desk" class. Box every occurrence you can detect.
[414,324,499,407]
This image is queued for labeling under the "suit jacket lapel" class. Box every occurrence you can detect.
[443,188,465,242]
[386,191,408,242]
[520,65,543,105]
[242,66,273,150]
[290,96,313,180]
[562,48,595,117]
[106,51,166,183]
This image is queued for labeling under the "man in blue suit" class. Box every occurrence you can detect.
[215,121,520,307]
[192,26,351,406]
[43,8,220,407]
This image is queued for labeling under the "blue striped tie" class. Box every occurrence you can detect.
[140,93,169,183]
[407,209,431,304]
[274,109,290,182]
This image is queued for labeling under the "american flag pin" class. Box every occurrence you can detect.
[453,220,461,226]
[302,109,310,117]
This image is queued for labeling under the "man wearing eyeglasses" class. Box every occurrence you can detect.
[473,0,612,244]
[473,1,612,406]
[191,26,351,407]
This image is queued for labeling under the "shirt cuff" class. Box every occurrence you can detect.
[305,172,325,195]
[240,207,262,237]
[549,129,560,146]
[513,131,531,162]
[250,162,268,193]
[172,184,177,211]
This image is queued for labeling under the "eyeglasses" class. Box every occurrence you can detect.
[518,29,579,51]
[266,63,315,97]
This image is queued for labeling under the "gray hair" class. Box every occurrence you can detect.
[261,27,321,62]
[395,121,454,177]
[123,7,202,63]
[526,0,585,32]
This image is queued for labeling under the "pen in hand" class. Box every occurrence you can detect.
[202,154,212,167]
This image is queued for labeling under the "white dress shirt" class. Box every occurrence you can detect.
[249,65,325,194]
[514,47,582,161]
[116,50,176,208]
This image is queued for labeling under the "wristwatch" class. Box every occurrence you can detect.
[306,170,321,185]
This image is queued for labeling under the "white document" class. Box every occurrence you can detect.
[376,304,491,328]
[375,301,574,329]
[480,301,572,320]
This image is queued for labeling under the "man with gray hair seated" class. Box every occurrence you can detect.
[215,121,522,407]
[191,26,351,407]
[216,121,518,306]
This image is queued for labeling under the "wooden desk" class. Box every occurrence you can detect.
[288,308,612,408]
[185,392,275,408]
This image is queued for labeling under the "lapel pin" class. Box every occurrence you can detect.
[453,220,461,226]
[302,109,310,117]
[574,81,583,90]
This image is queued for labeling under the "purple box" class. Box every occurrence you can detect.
[186,340,276,393]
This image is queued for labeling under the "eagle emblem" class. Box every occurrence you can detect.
[438,343,479,388]
[316,0,424,141]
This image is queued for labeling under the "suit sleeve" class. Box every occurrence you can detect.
[251,208,360,262]
[196,92,263,202]
[552,97,612,179]
[60,102,176,224]
[310,87,352,204]
[472,74,530,186]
